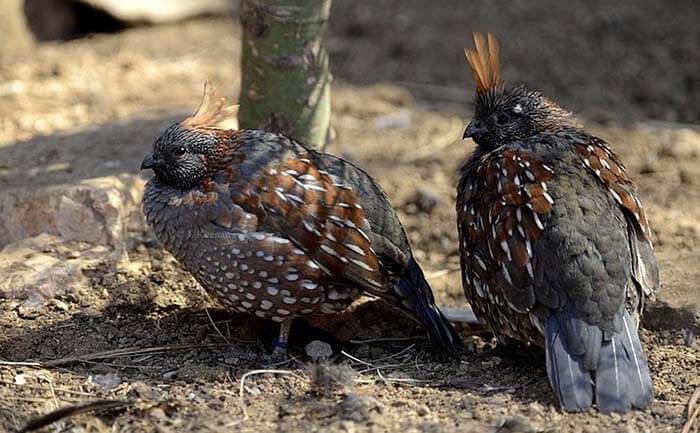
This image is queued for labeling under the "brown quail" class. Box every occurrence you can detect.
[141,83,460,359]
[457,34,659,413]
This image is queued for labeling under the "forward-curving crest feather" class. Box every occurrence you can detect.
[182,81,239,130]
[464,33,501,93]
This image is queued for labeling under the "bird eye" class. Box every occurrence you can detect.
[174,146,187,157]
[496,114,510,125]
[512,103,523,114]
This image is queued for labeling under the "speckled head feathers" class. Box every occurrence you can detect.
[181,81,239,131]
[464,33,502,93]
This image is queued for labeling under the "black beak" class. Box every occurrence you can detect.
[140,152,160,170]
[463,120,486,139]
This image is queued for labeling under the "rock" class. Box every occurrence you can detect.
[494,416,539,433]
[0,234,92,302]
[405,187,442,215]
[89,372,122,390]
[414,404,431,416]
[162,370,178,380]
[17,297,43,319]
[0,175,145,305]
[0,174,144,260]
[14,374,27,385]
[50,299,70,311]
[305,340,333,361]
[645,251,700,333]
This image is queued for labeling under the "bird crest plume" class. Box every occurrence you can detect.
[182,81,239,130]
[464,32,502,93]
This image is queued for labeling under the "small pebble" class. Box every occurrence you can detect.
[18,300,43,319]
[90,372,121,390]
[406,187,442,214]
[305,340,333,361]
[224,357,240,366]
[415,404,430,416]
[50,299,69,311]
[149,407,167,420]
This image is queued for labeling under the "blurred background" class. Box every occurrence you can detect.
[0,1,698,432]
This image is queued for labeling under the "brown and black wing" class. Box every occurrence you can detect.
[574,136,659,307]
[457,146,556,319]
[231,138,459,352]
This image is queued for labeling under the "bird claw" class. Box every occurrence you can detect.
[270,345,289,363]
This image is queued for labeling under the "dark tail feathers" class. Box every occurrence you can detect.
[395,258,461,354]
[545,310,653,413]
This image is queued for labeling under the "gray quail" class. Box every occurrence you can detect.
[457,34,659,413]
[141,83,460,359]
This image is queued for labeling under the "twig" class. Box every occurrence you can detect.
[414,350,425,372]
[238,369,304,419]
[377,372,431,386]
[80,360,161,369]
[18,399,132,433]
[0,380,96,397]
[682,386,700,433]
[0,361,43,367]
[47,379,59,410]
[370,344,416,363]
[340,351,374,367]
[205,307,232,345]
[348,336,425,344]
[425,267,461,280]
[357,362,421,374]
[40,343,227,367]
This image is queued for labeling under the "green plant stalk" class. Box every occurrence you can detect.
[239,0,332,150]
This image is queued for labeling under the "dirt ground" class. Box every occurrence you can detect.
[1,1,699,432]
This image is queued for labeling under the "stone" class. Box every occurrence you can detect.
[305,340,333,361]
[0,175,145,306]
[406,187,442,215]
[0,233,95,303]
[0,174,144,260]
[89,372,122,390]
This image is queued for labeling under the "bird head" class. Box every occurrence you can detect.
[462,33,574,150]
[141,81,239,189]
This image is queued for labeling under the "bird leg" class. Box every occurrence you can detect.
[271,319,292,362]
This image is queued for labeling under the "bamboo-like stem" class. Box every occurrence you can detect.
[239,0,332,150]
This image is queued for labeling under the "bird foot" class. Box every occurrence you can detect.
[256,339,290,366]
[270,344,289,363]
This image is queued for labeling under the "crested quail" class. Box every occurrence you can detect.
[457,34,659,413]
[141,83,460,359]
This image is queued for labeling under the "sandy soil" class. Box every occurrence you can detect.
[1,1,699,432]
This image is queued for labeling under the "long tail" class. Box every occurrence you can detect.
[545,309,653,413]
[394,257,461,354]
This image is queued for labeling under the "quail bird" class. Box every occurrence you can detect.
[457,34,659,413]
[141,83,460,359]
